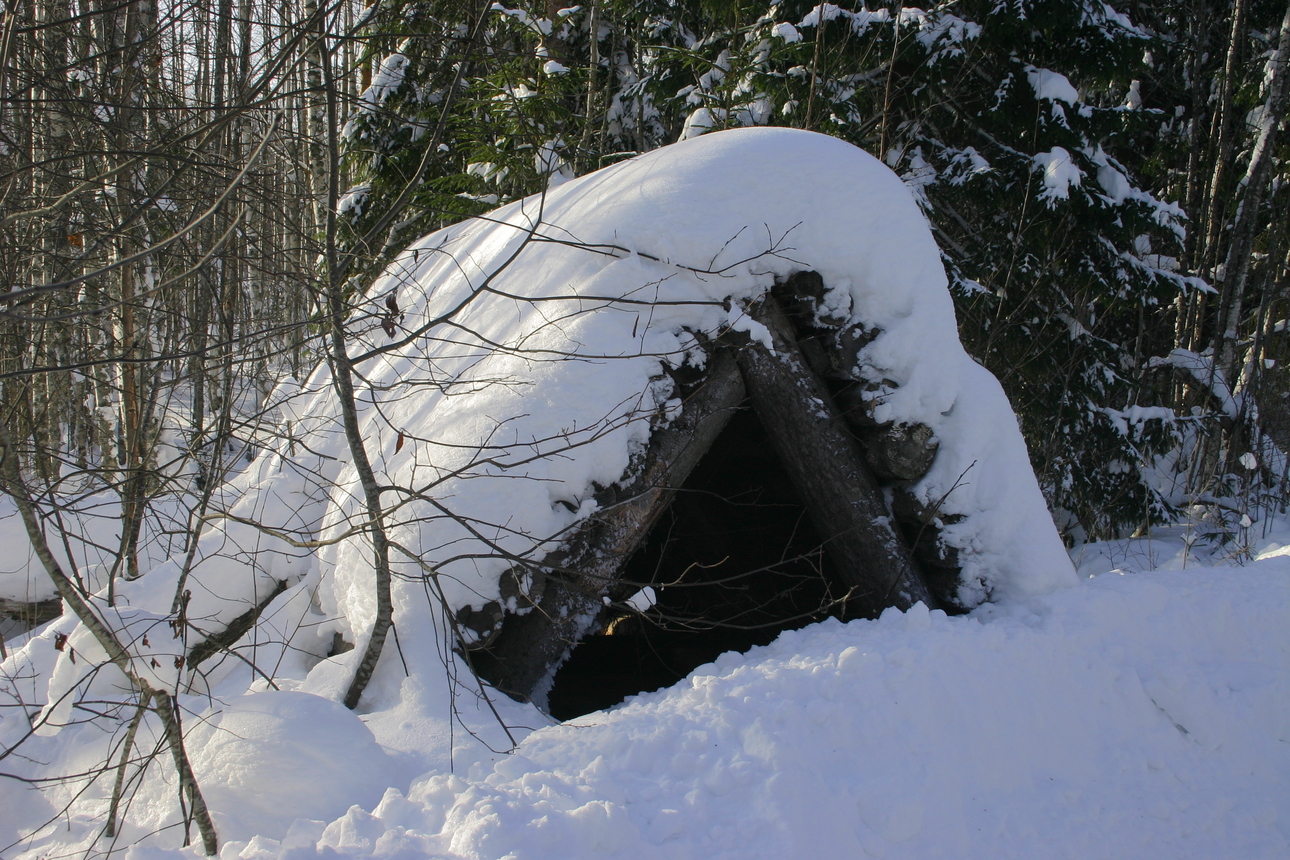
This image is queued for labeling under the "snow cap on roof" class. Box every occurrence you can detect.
[309,126,1074,645]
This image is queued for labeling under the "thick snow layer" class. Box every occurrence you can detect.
[5,473,1290,859]
[1026,66,1079,104]
[265,562,1288,860]
[6,546,1284,860]
[1034,147,1083,203]
[2,127,1098,858]
[5,129,1068,660]
[185,691,402,844]
[0,491,180,604]
[307,126,1071,656]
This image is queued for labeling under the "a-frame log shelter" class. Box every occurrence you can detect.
[467,272,964,711]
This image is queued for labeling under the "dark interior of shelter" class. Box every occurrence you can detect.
[546,405,847,720]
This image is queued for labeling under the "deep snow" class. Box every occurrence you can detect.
[2,128,1286,859]
[4,537,1287,859]
[272,559,1290,860]
[7,126,1074,760]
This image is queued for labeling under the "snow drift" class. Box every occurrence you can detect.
[3,127,1089,856]
[230,560,1290,860]
[5,546,1288,860]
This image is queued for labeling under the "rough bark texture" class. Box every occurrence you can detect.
[861,422,939,483]
[735,295,934,615]
[471,350,748,707]
[891,488,968,610]
[1216,1,1290,381]
[773,271,953,594]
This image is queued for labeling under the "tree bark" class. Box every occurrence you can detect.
[735,295,934,615]
[309,27,398,712]
[472,350,747,708]
[1216,1,1290,382]
[1195,0,1250,285]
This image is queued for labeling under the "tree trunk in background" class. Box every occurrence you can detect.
[1215,3,1290,384]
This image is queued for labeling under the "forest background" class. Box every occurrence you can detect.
[3,0,1290,854]
[4,0,1290,611]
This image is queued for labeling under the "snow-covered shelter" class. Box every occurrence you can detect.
[16,128,1075,731]
[307,127,1075,715]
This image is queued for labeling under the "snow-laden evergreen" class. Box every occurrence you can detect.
[344,0,1213,541]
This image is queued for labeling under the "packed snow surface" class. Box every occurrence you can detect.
[254,561,1289,860]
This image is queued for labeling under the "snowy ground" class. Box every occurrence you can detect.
[2,523,1287,859]
[2,127,1287,859]
[218,540,1290,860]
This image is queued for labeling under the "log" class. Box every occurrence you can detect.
[735,296,934,615]
[0,597,62,629]
[834,380,883,428]
[772,270,881,380]
[187,579,289,668]
[891,489,969,611]
[470,350,748,709]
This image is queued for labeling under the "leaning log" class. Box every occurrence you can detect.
[861,422,939,483]
[187,579,289,669]
[470,350,748,708]
[734,296,934,615]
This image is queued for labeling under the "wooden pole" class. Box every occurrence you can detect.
[734,295,934,615]
[473,350,747,708]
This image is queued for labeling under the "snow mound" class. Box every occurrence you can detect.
[186,691,396,843]
[307,126,1071,659]
[13,130,1070,710]
[199,562,1290,860]
[1,128,1087,858]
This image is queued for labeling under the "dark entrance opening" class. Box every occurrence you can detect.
[546,404,847,720]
